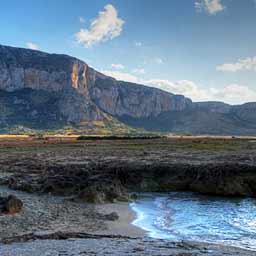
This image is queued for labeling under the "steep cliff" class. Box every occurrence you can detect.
[0,44,255,135]
[0,44,109,125]
[90,77,192,118]
[0,44,192,132]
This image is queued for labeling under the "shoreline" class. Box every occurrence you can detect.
[94,202,146,238]
[0,137,256,255]
[95,201,256,255]
[0,187,255,255]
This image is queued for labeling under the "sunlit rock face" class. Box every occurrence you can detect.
[1,44,255,134]
[90,78,192,118]
[0,45,107,125]
[0,44,192,122]
[0,44,88,93]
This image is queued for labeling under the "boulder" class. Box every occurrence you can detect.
[103,212,119,221]
[0,195,23,214]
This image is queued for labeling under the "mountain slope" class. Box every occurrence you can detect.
[120,107,256,135]
[0,44,255,135]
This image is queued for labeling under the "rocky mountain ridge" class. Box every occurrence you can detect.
[0,44,255,135]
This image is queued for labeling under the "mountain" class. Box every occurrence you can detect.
[0,44,255,135]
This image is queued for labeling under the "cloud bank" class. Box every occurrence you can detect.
[217,56,256,72]
[101,70,256,104]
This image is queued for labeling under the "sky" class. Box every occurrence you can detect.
[1,0,256,104]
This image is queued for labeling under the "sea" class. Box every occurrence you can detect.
[130,192,256,251]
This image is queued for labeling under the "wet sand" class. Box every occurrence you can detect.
[95,202,146,237]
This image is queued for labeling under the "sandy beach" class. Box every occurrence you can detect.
[95,202,146,237]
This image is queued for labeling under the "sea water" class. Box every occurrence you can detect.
[130,192,256,250]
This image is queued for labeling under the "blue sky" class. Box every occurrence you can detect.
[1,0,256,104]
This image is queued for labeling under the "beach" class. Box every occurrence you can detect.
[0,137,256,255]
[0,186,255,255]
[95,202,146,238]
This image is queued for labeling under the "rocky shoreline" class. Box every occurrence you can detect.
[0,137,256,255]
[0,185,255,256]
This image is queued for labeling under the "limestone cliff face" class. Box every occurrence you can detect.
[90,77,192,118]
[0,45,106,124]
[0,44,192,122]
[0,44,90,93]
[1,44,255,135]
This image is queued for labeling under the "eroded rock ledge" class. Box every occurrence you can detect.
[0,138,255,202]
[2,162,256,201]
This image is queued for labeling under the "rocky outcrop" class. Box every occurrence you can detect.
[0,44,104,95]
[125,163,256,196]
[90,77,192,118]
[0,44,192,128]
[0,195,23,214]
[0,45,109,125]
[78,177,128,203]
[1,137,256,199]
[4,160,256,198]
[7,164,130,203]
[0,44,190,118]
[0,44,256,134]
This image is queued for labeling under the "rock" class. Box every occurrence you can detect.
[103,212,119,221]
[90,77,192,118]
[5,195,23,214]
[0,195,23,214]
[0,44,192,132]
[0,44,256,135]
[0,44,191,119]
[79,189,105,204]
[79,177,129,203]
[123,163,256,197]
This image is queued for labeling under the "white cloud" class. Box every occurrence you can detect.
[146,80,256,104]
[111,64,125,70]
[101,71,207,100]
[210,84,256,103]
[195,0,225,14]
[75,4,125,47]
[79,16,86,23]
[101,70,256,104]
[26,42,39,50]
[145,79,209,101]
[132,68,146,74]
[101,70,140,84]
[217,56,256,72]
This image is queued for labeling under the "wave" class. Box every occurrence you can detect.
[130,192,256,250]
